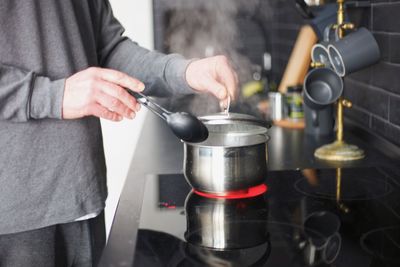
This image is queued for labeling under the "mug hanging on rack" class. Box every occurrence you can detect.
[311,24,339,69]
[328,27,380,77]
[303,68,343,110]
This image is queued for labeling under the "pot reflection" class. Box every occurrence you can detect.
[184,191,269,250]
[183,191,270,266]
[183,241,271,267]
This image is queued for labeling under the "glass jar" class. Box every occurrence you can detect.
[285,85,304,120]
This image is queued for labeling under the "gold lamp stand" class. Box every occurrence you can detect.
[314,0,365,161]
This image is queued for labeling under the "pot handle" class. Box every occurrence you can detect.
[262,133,271,143]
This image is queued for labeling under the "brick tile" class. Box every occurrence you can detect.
[373,3,400,33]
[374,33,390,62]
[344,106,371,129]
[344,79,389,119]
[371,62,400,94]
[389,95,400,126]
[371,116,400,146]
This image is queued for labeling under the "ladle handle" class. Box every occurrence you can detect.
[127,90,170,121]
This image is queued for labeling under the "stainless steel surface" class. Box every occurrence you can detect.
[129,91,170,120]
[268,92,284,121]
[223,95,231,115]
[192,112,270,148]
[184,142,268,193]
[184,113,269,193]
[184,191,269,249]
[199,112,270,128]
[197,124,268,147]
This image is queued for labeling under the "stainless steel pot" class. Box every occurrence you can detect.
[183,113,270,194]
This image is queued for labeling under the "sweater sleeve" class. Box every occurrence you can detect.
[0,64,64,122]
[93,0,195,97]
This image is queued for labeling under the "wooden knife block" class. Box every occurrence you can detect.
[278,25,318,94]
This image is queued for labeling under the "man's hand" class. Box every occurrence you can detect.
[63,67,144,121]
[185,56,239,108]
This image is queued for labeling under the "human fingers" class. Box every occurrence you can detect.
[89,67,145,92]
[94,90,136,119]
[215,56,238,101]
[203,78,227,100]
[98,80,141,112]
[86,103,123,121]
[63,67,144,120]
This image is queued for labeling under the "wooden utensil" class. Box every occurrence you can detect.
[278,25,318,94]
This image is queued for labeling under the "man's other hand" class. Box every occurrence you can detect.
[185,56,239,108]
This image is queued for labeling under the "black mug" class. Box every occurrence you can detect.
[303,68,343,110]
[311,24,338,69]
[304,104,334,136]
[328,27,380,77]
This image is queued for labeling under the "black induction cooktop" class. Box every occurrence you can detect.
[132,167,400,267]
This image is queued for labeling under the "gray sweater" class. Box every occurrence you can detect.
[0,0,193,234]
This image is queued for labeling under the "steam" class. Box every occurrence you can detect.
[163,0,269,115]
[166,0,262,82]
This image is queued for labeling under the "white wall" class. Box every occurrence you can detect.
[102,0,153,237]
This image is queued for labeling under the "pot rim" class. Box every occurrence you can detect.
[186,112,271,147]
[199,112,271,129]
[184,134,269,148]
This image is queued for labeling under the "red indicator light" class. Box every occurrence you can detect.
[193,184,267,199]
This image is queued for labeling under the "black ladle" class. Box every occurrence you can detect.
[128,91,209,143]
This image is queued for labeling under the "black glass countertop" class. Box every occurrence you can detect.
[100,113,400,267]
[133,167,400,267]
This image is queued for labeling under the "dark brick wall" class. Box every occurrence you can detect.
[344,0,400,147]
[153,0,400,146]
[267,0,305,85]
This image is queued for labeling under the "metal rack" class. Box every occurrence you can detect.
[313,0,365,161]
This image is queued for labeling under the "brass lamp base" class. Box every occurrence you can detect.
[314,141,365,161]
